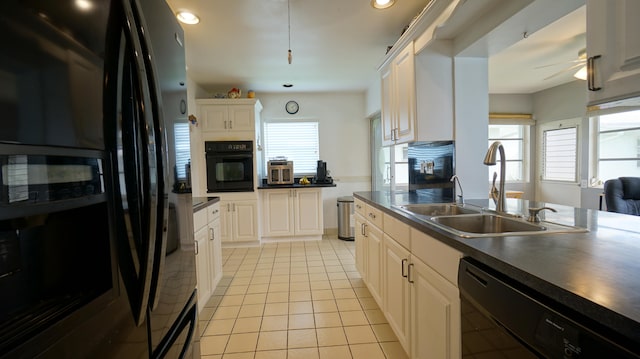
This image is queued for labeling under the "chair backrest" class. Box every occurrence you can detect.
[604,177,640,215]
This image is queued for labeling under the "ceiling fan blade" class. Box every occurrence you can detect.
[543,62,586,80]
[535,58,586,69]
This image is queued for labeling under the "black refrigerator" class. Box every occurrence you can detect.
[0,0,197,358]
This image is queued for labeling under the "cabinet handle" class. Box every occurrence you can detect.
[210,227,214,240]
[408,263,414,283]
[224,120,228,129]
[233,203,236,212]
[195,240,199,255]
[587,55,602,91]
[229,120,233,129]
[227,203,230,212]
[401,258,408,278]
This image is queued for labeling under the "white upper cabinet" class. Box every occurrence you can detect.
[381,42,417,146]
[587,0,640,106]
[196,99,262,139]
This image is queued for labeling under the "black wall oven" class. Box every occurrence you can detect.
[206,141,254,192]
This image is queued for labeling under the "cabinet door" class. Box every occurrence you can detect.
[261,190,295,237]
[355,214,367,281]
[587,0,640,105]
[195,226,210,312]
[200,105,228,132]
[366,224,384,305]
[228,105,255,131]
[383,235,411,353]
[410,256,460,359]
[233,200,259,242]
[209,216,222,290]
[394,42,416,144]
[219,201,233,243]
[381,65,395,146]
[294,188,323,235]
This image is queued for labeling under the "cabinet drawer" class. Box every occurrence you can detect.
[366,204,383,229]
[354,198,366,217]
[383,214,410,250]
[194,209,208,231]
[410,228,462,286]
[207,203,221,223]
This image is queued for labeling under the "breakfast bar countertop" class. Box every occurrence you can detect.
[353,190,640,352]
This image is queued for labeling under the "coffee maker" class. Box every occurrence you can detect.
[315,160,333,184]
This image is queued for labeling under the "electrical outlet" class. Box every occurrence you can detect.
[580,179,588,188]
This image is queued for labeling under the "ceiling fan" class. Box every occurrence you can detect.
[537,48,587,81]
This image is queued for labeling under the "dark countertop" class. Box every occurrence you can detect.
[192,196,220,213]
[257,183,337,189]
[353,191,640,351]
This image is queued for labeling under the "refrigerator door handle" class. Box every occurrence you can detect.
[129,0,170,312]
[106,0,159,326]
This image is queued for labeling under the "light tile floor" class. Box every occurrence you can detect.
[198,237,408,359]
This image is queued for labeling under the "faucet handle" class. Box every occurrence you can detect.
[527,207,557,223]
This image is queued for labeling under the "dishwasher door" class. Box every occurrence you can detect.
[458,257,639,359]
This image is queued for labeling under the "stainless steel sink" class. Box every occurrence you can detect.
[392,203,479,217]
[426,214,587,238]
[432,214,544,233]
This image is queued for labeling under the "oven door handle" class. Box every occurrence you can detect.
[207,153,252,160]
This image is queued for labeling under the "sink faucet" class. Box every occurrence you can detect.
[450,175,464,205]
[483,141,507,213]
[527,207,557,223]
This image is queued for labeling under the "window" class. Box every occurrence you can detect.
[593,109,640,183]
[542,126,577,182]
[488,124,529,182]
[264,121,319,174]
[174,121,190,179]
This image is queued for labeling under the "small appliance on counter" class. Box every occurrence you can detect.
[315,160,333,184]
[267,158,294,185]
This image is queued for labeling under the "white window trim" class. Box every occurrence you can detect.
[263,118,320,176]
[487,123,531,183]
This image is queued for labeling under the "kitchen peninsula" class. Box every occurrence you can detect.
[354,190,640,357]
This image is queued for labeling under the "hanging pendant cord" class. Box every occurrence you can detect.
[287,0,292,64]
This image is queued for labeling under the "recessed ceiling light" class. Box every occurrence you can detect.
[176,11,200,25]
[283,83,293,88]
[75,0,93,11]
[371,0,395,9]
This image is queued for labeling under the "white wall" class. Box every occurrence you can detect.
[532,80,603,209]
[454,57,490,199]
[365,78,382,119]
[258,92,371,232]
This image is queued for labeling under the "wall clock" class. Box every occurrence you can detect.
[285,100,299,114]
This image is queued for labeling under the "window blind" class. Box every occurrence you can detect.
[174,122,190,179]
[264,121,319,174]
[542,127,577,182]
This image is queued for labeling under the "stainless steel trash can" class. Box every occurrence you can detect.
[337,196,354,240]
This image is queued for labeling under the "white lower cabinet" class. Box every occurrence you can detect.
[220,199,259,243]
[194,225,210,312]
[365,221,384,305]
[194,202,222,313]
[355,213,367,281]
[354,201,463,359]
[410,254,461,359]
[354,204,384,305]
[260,188,323,239]
[383,235,411,352]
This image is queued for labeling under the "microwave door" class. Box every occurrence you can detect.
[104,1,158,327]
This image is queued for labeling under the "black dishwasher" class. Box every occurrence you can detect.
[458,258,639,358]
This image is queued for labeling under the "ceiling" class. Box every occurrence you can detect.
[164,0,586,95]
